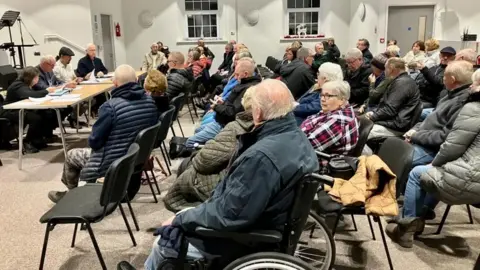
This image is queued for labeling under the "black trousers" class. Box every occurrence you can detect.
[0,110,49,141]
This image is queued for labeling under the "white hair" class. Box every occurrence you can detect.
[252,79,294,121]
[445,60,474,85]
[114,64,137,85]
[473,69,480,85]
[345,48,363,60]
[40,55,55,64]
[318,62,344,82]
[386,45,400,56]
[86,43,95,50]
[456,48,477,64]
[236,57,256,75]
[322,81,351,101]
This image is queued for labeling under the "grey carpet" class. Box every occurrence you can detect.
[0,113,478,270]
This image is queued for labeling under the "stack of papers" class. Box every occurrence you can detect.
[50,94,81,103]
[80,78,112,84]
[29,96,53,103]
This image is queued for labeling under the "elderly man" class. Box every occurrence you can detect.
[357,38,373,65]
[277,47,316,100]
[301,80,359,155]
[217,43,234,73]
[141,79,318,270]
[47,64,158,203]
[405,60,473,169]
[312,42,334,71]
[142,43,167,72]
[327,38,341,61]
[185,57,261,148]
[456,48,478,67]
[34,55,75,91]
[165,51,194,100]
[197,39,215,59]
[344,48,372,107]
[366,58,421,140]
[76,43,108,79]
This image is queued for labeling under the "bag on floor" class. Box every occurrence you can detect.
[169,136,192,159]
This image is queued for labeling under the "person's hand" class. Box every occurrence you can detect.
[76,77,84,83]
[97,71,105,78]
[65,81,77,89]
[404,129,416,138]
[416,62,425,70]
[47,87,56,93]
[358,105,365,114]
[368,74,376,84]
[365,111,373,119]
[85,72,92,80]
[216,97,224,104]
[162,215,175,227]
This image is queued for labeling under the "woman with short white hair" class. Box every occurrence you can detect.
[300,80,359,155]
[293,62,344,124]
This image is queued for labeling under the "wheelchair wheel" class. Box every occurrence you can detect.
[224,252,316,270]
[294,211,335,270]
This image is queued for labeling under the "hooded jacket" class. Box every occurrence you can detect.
[421,91,480,205]
[166,68,194,100]
[278,59,316,100]
[80,82,158,182]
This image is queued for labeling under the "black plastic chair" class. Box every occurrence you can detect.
[156,106,176,176]
[435,204,476,234]
[169,93,187,137]
[349,117,374,157]
[39,143,140,270]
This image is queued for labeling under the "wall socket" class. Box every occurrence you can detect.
[34,51,40,56]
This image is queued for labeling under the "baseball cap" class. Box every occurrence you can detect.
[59,47,75,57]
[440,46,456,55]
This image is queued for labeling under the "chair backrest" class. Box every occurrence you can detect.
[281,174,320,255]
[157,105,176,142]
[377,137,414,197]
[133,121,162,168]
[349,117,374,157]
[266,56,279,71]
[169,92,186,121]
[100,143,140,207]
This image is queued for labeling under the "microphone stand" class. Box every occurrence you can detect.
[17,16,25,68]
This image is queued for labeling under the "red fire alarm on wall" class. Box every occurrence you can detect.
[380,38,385,44]
[115,23,121,37]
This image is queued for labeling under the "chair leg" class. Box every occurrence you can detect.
[144,171,158,203]
[150,169,161,195]
[0,158,3,166]
[467,205,474,224]
[331,213,342,237]
[351,214,358,231]
[162,141,172,166]
[435,205,451,235]
[367,215,376,240]
[191,96,199,118]
[71,223,78,248]
[154,156,168,176]
[170,125,177,137]
[85,223,107,270]
[125,194,139,231]
[375,216,394,270]
[159,147,171,175]
[39,223,53,270]
[177,119,185,137]
[119,204,137,247]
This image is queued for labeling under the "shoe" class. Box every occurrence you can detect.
[386,207,403,224]
[386,217,424,248]
[0,141,13,150]
[48,191,67,203]
[69,119,83,129]
[423,207,436,220]
[117,261,136,270]
[24,142,39,153]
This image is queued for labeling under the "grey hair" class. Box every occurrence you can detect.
[237,50,252,59]
[297,47,310,60]
[114,64,137,85]
[236,57,256,75]
[252,79,294,120]
[386,45,400,57]
[318,62,344,82]
[40,55,55,64]
[456,48,477,64]
[445,60,474,85]
[86,43,95,50]
[473,69,480,84]
[322,81,351,101]
[345,48,363,60]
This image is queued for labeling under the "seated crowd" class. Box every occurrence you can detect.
[3,35,480,269]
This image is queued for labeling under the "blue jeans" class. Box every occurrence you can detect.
[186,121,222,148]
[403,165,439,218]
[412,144,437,167]
[145,236,204,270]
[420,108,434,122]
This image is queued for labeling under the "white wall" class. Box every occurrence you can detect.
[89,0,127,68]
[349,0,380,54]
[122,0,351,70]
[0,0,93,67]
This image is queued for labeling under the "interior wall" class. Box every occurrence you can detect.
[349,0,380,55]
[89,0,127,68]
[122,0,351,70]
[0,0,93,67]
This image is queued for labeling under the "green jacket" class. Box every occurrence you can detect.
[312,52,335,71]
[365,77,393,107]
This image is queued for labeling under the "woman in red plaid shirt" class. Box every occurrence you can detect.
[300,80,359,155]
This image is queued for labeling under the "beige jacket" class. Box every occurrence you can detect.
[142,51,167,72]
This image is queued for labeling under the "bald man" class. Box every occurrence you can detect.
[142,43,167,72]
[48,64,158,203]
[141,79,318,270]
[185,57,262,148]
[76,43,108,79]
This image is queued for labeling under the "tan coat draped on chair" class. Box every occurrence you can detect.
[327,155,399,216]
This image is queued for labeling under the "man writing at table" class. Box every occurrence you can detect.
[76,43,108,80]
[48,64,158,203]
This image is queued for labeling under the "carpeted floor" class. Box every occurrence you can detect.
[0,113,479,270]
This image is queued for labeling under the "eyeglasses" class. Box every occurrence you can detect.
[320,94,339,99]
[167,60,177,64]
[346,59,358,64]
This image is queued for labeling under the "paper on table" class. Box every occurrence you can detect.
[51,98,81,103]
[29,96,53,103]
[56,94,81,99]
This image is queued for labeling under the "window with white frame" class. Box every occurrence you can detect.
[185,0,219,39]
[287,0,320,36]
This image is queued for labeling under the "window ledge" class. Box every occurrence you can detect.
[176,39,228,45]
[280,37,330,43]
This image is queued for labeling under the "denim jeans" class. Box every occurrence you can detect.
[412,144,437,167]
[145,236,204,270]
[403,165,439,218]
[419,108,434,122]
[186,121,222,148]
